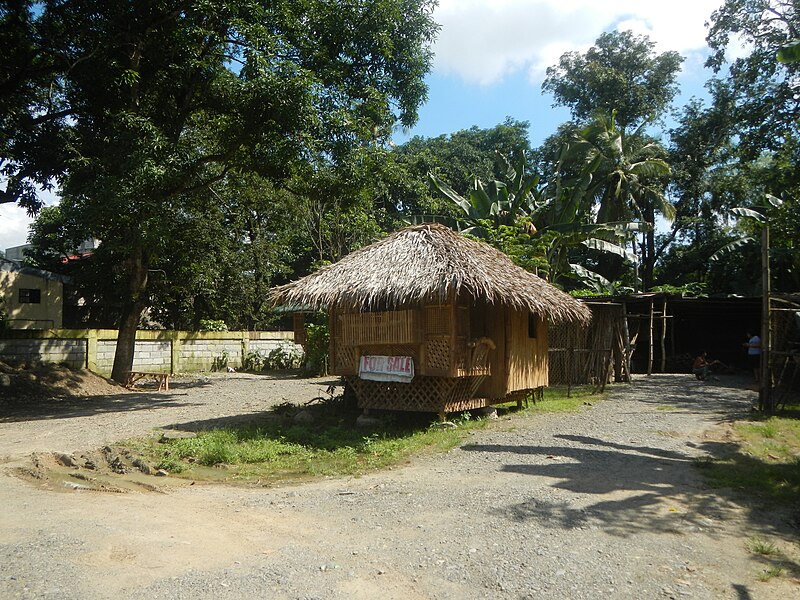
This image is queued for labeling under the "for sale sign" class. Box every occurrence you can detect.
[358,355,415,383]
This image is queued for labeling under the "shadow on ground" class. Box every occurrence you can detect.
[463,374,799,580]
[0,393,205,423]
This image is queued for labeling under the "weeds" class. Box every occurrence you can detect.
[748,536,781,557]
[756,566,784,582]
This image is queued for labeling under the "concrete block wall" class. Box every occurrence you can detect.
[96,340,172,373]
[0,329,298,376]
[0,337,87,369]
[181,339,244,372]
[249,338,303,355]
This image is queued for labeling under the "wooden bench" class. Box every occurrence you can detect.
[125,371,171,391]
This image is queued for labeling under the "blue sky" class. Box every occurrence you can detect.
[1,0,733,251]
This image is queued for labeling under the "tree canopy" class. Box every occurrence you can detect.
[542,30,683,131]
[2,0,438,380]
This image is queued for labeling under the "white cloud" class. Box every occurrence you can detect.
[0,187,60,253]
[432,0,724,85]
[0,203,34,251]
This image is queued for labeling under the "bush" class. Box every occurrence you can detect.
[198,319,228,332]
[303,323,330,376]
[243,344,304,372]
[266,343,304,370]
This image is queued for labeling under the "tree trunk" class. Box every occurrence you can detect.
[111,248,149,383]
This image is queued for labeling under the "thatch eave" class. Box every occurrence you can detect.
[269,224,591,325]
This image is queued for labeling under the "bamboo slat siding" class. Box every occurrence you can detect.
[338,310,420,346]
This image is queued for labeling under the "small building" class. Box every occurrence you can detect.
[0,258,69,329]
[270,224,590,417]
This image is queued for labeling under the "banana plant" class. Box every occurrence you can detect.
[710,194,783,261]
[426,150,541,237]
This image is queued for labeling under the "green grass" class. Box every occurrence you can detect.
[514,385,599,414]
[747,536,781,557]
[696,413,800,505]
[129,385,600,486]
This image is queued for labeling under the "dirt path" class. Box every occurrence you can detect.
[0,374,797,599]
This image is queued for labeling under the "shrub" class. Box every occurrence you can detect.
[198,319,228,332]
[303,323,330,376]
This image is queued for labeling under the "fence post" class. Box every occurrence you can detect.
[241,330,249,368]
[87,329,98,372]
[170,330,182,374]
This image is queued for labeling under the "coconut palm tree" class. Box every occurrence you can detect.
[565,111,675,288]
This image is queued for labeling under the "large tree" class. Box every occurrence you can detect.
[1,0,438,382]
[385,118,533,219]
[542,30,683,132]
[706,0,800,158]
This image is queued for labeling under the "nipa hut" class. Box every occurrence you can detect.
[270,224,590,418]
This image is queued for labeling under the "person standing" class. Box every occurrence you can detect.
[745,332,761,381]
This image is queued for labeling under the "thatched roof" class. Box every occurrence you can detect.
[270,223,590,324]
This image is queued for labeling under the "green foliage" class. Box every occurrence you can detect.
[303,323,330,376]
[542,30,683,131]
[4,0,438,379]
[0,296,7,330]
[243,344,304,372]
[242,350,267,372]
[649,283,708,298]
[198,320,228,332]
[387,118,534,218]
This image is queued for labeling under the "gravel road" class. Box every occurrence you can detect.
[0,373,796,599]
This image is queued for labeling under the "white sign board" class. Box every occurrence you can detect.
[359,355,415,383]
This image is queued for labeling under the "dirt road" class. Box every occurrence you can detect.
[0,373,797,599]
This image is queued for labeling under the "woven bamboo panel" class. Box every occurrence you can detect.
[338,310,420,346]
[425,336,451,371]
[424,305,452,336]
[347,375,488,413]
[456,306,469,336]
[334,344,357,373]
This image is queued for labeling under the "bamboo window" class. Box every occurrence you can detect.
[337,310,420,346]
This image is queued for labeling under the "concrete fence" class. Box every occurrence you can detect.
[0,329,300,375]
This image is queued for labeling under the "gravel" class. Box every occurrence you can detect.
[0,373,793,599]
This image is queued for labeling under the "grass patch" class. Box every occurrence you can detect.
[127,385,600,486]
[656,405,680,411]
[747,536,781,557]
[696,414,800,505]
[756,566,784,582]
[513,385,600,414]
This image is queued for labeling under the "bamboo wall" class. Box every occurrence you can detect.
[332,301,551,403]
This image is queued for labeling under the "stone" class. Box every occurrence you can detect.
[0,374,10,387]
[132,458,153,475]
[53,452,77,467]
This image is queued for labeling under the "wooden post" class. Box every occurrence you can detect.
[621,302,632,382]
[647,299,654,376]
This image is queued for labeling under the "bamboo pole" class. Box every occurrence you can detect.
[622,302,632,382]
[660,298,667,373]
[647,299,654,376]
[760,225,772,412]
